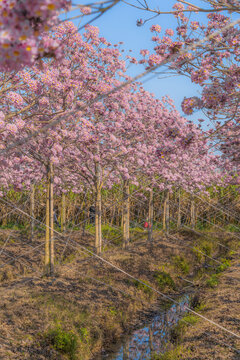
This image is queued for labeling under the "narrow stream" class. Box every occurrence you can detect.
[102,295,190,360]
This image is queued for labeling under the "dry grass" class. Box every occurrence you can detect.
[0,228,238,359]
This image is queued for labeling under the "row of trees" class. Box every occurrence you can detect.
[0,21,228,275]
[0,1,239,276]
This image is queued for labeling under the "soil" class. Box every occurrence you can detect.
[179,258,240,360]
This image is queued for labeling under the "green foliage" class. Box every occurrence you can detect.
[190,294,206,312]
[108,306,118,316]
[130,226,145,233]
[201,241,212,256]
[132,279,153,295]
[173,256,190,275]
[196,221,211,230]
[170,315,198,343]
[101,225,122,244]
[62,253,76,264]
[181,314,198,326]
[151,346,183,360]
[86,224,123,245]
[206,274,219,288]
[154,271,176,291]
[46,325,78,360]
[216,259,230,273]
[78,327,89,342]
[192,239,214,263]
[0,222,26,230]
[225,224,239,233]
[192,246,203,263]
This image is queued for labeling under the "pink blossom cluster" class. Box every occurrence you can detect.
[181,97,203,115]
[0,0,70,70]
[150,25,162,33]
[143,3,240,122]
[190,21,199,30]
[80,6,92,15]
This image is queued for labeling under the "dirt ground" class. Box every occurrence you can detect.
[179,258,240,360]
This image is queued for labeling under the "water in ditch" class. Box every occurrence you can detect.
[102,295,190,360]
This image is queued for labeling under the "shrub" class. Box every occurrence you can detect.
[151,346,183,359]
[173,256,190,275]
[46,326,78,360]
[225,224,239,233]
[206,274,219,288]
[132,279,153,295]
[190,293,206,311]
[216,259,230,273]
[154,271,176,291]
[201,241,212,256]
[170,315,198,344]
[79,327,89,342]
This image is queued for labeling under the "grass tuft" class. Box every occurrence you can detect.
[154,271,176,291]
[45,325,78,360]
[173,256,190,275]
[206,274,219,288]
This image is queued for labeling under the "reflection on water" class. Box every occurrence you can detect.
[105,296,189,360]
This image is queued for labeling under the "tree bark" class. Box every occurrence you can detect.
[45,176,50,275]
[30,183,35,240]
[49,162,54,276]
[61,192,66,232]
[190,196,196,229]
[163,189,170,234]
[45,162,54,276]
[123,180,130,249]
[148,188,153,243]
[95,160,102,254]
[177,188,181,229]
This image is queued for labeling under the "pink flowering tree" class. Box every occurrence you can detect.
[136,1,240,124]
[0,20,141,268]
[0,1,73,71]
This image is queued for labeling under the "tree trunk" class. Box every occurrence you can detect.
[45,162,54,276]
[123,180,130,249]
[61,192,66,232]
[49,162,54,276]
[95,160,102,254]
[177,188,181,229]
[45,177,50,275]
[30,183,35,240]
[190,196,196,229]
[148,189,153,243]
[163,189,170,234]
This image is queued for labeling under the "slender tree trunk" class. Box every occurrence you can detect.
[148,189,153,243]
[61,192,66,232]
[45,177,50,275]
[177,188,181,229]
[49,162,54,276]
[163,195,166,231]
[95,160,102,254]
[30,183,35,240]
[82,202,87,236]
[110,206,115,226]
[190,196,196,229]
[45,162,54,276]
[163,189,170,234]
[123,180,130,249]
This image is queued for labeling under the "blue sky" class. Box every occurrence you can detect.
[61,1,235,129]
